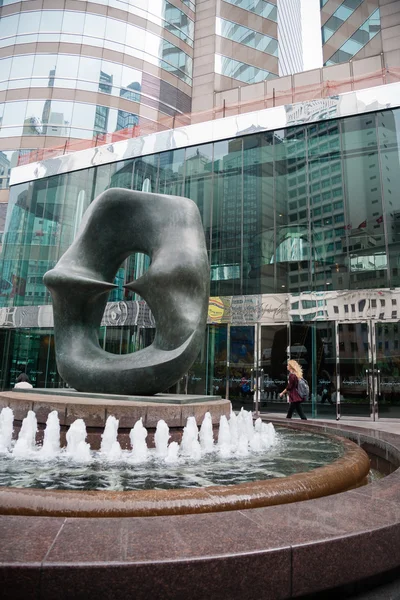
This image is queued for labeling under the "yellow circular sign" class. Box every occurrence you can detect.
[208,297,225,322]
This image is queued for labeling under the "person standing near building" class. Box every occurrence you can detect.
[14,373,33,389]
[279,360,307,420]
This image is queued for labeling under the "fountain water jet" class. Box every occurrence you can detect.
[199,411,214,454]
[38,410,60,459]
[165,441,179,464]
[101,415,121,456]
[0,407,14,453]
[13,410,37,458]
[66,419,91,462]
[154,420,170,458]
[180,416,199,456]
[129,418,148,463]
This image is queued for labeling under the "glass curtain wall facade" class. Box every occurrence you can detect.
[1,107,400,416]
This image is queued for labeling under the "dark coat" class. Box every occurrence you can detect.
[287,373,302,403]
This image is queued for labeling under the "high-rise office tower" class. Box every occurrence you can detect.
[0,0,304,205]
[278,0,303,76]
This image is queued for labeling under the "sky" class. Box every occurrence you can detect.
[301,0,323,71]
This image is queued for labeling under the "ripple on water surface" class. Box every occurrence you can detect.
[0,428,344,492]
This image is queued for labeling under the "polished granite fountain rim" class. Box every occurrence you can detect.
[2,418,400,599]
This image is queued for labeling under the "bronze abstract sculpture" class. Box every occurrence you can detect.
[44,188,210,395]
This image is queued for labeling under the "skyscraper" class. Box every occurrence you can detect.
[278,0,303,76]
[0,0,304,203]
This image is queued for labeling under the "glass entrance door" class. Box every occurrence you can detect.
[337,322,373,418]
[374,322,400,418]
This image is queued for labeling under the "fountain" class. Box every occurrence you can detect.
[0,405,369,503]
[0,189,383,598]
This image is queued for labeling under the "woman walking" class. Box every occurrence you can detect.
[279,359,307,420]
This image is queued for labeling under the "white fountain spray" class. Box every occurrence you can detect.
[154,419,170,458]
[218,415,231,457]
[13,410,38,458]
[66,418,91,462]
[129,418,148,463]
[100,415,122,459]
[38,411,61,459]
[228,410,239,449]
[199,412,214,454]
[236,433,250,456]
[190,438,202,461]
[165,441,179,464]
[106,441,123,461]
[0,407,14,453]
[180,416,199,456]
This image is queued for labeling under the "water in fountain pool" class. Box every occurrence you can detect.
[0,407,344,492]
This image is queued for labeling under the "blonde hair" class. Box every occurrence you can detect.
[288,359,303,379]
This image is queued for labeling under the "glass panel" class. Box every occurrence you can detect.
[129,154,159,296]
[58,169,95,256]
[211,139,243,296]
[7,329,55,388]
[322,0,363,43]
[56,54,80,81]
[84,13,107,39]
[158,149,185,196]
[39,10,63,31]
[61,10,85,34]
[0,15,19,43]
[274,127,311,292]
[70,102,97,138]
[104,327,123,354]
[105,17,126,53]
[215,54,276,84]
[309,121,345,291]
[164,1,194,46]
[206,324,228,396]
[186,336,207,394]
[259,325,288,413]
[243,133,274,294]
[288,322,337,418]
[378,109,400,287]
[325,8,381,65]
[133,154,159,193]
[216,17,278,56]
[338,322,371,417]
[32,54,57,79]
[0,330,12,390]
[9,55,35,85]
[222,0,277,21]
[184,143,213,252]
[0,101,27,137]
[341,114,388,289]
[376,322,400,418]
[229,325,255,411]
[109,160,134,189]
[0,57,12,90]
[43,100,73,137]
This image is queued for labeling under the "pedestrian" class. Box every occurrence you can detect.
[14,373,33,389]
[279,359,307,420]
